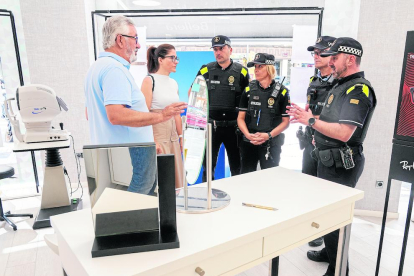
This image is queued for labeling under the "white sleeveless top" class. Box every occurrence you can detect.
[149,74,179,110]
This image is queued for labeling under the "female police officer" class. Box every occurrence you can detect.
[237,53,290,173]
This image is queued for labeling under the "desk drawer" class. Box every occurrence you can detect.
[263,204,352,256]
[168,239,262,276]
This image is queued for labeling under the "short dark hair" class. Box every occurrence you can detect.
[355,56,361,66]
[147,44,175,73]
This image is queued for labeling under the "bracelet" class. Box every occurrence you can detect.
[267,132,272,140]
[178,134,183,138]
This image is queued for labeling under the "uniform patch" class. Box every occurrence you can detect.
[253,96,259,100]
[214,36,220,42]
[251,101,261,106]
[228,76,234,84]
[350,99,359,105]
[211,80,220,84]
[327,94,334,105]
[268,98,275,106]
[307,95,311,103]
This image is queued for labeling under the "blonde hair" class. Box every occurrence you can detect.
[266,65,276,79]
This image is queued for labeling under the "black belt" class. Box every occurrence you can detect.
[208,119,237,127]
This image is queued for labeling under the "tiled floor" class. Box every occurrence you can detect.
[0,184,413,276]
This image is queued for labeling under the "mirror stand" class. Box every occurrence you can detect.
[176,123,231,214]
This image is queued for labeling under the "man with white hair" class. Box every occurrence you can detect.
[84,15,186,195]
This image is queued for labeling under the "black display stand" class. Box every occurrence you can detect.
[375,31,414,276]
[91,154,179,258]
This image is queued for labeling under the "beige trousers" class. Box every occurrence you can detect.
[151,110,184,188]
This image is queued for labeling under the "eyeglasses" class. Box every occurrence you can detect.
[119,34,139,44]
[311,50,325,57]
[165,55,180,62]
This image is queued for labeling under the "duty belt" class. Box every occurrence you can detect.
[208,119,237,128]
[313,145,363,169]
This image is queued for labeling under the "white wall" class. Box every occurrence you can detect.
[354,0,414,213]
[20,0,95,182]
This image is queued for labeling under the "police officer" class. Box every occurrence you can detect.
[299,36,336,248]
[194,35,250,180]
[287,37,377,276]
[237,53,290,173]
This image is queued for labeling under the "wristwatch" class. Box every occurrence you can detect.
[267,132,273,140]
[308,117,316,128]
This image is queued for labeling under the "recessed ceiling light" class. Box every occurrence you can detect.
[133,0,161,6]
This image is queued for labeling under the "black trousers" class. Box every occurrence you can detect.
[317,151,365,276]
[202,126,240,181]
[302,140,317,176]
[240,140,281,174]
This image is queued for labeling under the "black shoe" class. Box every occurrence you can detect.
[307,250,329,263]
[308,237,323,247]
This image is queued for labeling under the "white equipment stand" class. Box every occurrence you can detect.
[176,123,231,213]
[13,140,81,229]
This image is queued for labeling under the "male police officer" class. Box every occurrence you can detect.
[287,37,377,276]
[299,36,336,248]
[195,35,250,180]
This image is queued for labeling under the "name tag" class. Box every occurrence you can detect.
[251,102,261,106]
[211,80,220,84]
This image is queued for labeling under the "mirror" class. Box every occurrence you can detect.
[83,143,158,210]
[183,75,209,184]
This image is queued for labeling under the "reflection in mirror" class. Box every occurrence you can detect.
[83,143,158,210]
[184,75,209,184]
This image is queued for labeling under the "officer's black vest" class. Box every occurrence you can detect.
[245,80,286,133]
[315,77,377,148]
[200,62,245,114]
[307,74,335,116]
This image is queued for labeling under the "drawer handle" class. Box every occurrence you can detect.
[311,222,320,229]
[195,267,205,276]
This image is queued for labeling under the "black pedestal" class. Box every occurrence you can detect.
[92,229,179,258]
[376,142,414,276]
[32,198,81,229]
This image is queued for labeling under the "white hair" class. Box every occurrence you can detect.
[102,15,135,50]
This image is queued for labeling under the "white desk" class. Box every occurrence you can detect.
[51,167,364,276]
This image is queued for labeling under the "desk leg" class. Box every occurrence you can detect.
[31,151,40,193]
[269,257,279,276]
[335,224,351,276]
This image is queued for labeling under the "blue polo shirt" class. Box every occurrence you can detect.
[84,52,154,145]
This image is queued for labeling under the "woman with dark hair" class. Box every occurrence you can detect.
[142,44,184,188]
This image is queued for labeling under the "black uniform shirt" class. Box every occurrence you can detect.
[239,80,290,131]
[329,71,374,128]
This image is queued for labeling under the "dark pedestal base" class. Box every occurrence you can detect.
[92,229,179,258]
[33,198,81,229]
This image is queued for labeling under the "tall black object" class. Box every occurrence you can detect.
[0,165,33,231]
[91,154,179,258]
[375,31,414,276]
[0,9,40,193]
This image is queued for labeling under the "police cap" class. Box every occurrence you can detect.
[247,53,275,68]
[211,35,231,48]
[307,36,336,51]
[321,37,363,57]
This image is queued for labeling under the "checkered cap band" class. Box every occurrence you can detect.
[265,60,275,65]
[338,46,362,57]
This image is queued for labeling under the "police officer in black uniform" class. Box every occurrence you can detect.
[287,37,377,276]
[194,35,250,181]
[298,36,336,248]
[237,53,290,173]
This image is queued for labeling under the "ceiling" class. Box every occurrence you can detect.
[94,0,325,40]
